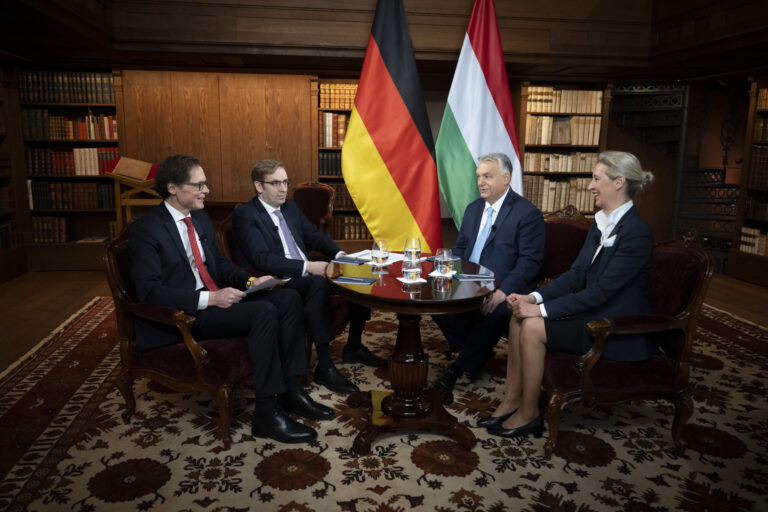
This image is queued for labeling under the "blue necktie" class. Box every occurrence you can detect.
[469,207,494,264]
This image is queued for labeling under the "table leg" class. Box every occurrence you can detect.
[347,313,476,455]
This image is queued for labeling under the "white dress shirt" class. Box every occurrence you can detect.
[259,198,309,275]
[164,201,210,310]
[473,186,510,247]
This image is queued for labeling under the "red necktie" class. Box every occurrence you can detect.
[182,217,220,291]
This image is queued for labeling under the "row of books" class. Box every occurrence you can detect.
[318,151,343,176]
[0,152,10,179]
[0,220,18,250]
[525,115,601,146]
[331,215,371,241]
[524,151,598,173]
[738,226,767,256]
[745,197,768,222]
[0,185,14,214]
[523,175,595,213]
[684,168,726,185]
[22,109,118,141]
[685,185,739,201]
[757,88,768,111]
[26,147,120,176]
[27,180,115,210]
[527,87,603,114]
[32,216,67,243]
[319,111,349,148]
[319,83,357,110]
[327,182,355,210]
[753,118,768,143]
[19,70,115,104]
[680,202,737,218]
[748,145,768,189]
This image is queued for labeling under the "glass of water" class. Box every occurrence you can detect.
[371,240,389,265]
[401,258,422,282]
[435,248,453,274]
[403,237,421,261]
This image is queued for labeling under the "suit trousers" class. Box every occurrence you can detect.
[433,301,511,376]
[191,288,307,398]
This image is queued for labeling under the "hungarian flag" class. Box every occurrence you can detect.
[342,0,443,254]
[435,0,522,228]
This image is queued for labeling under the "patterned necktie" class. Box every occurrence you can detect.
[273,209,303,260]
[469,207,494,264]
[181,217,220,291]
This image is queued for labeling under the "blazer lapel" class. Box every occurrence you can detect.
[484,189,514,248]
[282,205,307,253]
[158,205,189,266]
[254,199,283,247]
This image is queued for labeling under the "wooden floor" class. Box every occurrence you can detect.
[0,271,766,375]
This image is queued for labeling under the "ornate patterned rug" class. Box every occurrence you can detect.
[1,297,766,512]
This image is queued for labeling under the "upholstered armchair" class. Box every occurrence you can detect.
[541,232,713,459]
[542,205,592,283]
[104,229,253,449]
[292,181,335,235]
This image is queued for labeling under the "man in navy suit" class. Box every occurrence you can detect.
[130,154,334,444]
[232,159,384,396]
[433,153,545,391]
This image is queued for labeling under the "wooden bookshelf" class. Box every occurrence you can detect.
[517,83,611,215]
[728,78,768,286]
[313,78,372,250]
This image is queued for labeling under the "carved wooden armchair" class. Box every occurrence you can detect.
[104,229,253,449]
[541,233,713,459]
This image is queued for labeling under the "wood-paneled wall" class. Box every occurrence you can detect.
[115,70,314,203]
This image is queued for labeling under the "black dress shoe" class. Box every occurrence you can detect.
[476,410,516,428]
[342,345,387,367]
[313,365,359,394]
[252,409,318,444]
[433,366,462,391]
[487,415,543,439]
[278,389,334,421]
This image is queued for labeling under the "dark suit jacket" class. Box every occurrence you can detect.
[537,205,654,360]
[232,198,340,277]
[454,189,545,295]
[130,203,251,351]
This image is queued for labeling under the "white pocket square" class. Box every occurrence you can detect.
[603,235,617,247]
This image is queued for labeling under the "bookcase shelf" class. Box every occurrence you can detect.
[517,83,610,215]
[728,78,768,286]
[313,78,372,244]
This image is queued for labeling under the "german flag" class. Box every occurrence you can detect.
[341,0,443,254]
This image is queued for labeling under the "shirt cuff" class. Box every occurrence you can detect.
[198,291,209,310]
[335,250,345,258]
[302,261,308,276]
[532,291,543,304]
[539,303,548,318]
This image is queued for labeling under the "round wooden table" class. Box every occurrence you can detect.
[327,257,494,455]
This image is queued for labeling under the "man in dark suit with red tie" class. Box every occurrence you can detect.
[129,154,333,444]
[232,159,385,395]
[432,153,545,391]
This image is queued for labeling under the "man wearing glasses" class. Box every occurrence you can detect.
[232,159,384,396]
[130,154,333,444]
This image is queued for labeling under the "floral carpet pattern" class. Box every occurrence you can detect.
[1,298,766,511]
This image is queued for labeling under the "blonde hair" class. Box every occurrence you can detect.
[598,151,654,198]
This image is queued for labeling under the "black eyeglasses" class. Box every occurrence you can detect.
[182,181,207,191]
[259,179,291,188]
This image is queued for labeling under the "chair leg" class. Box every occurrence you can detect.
[543,392,565,459]
[671,390,693,455]
[116,371,136,424]
[216,385,236,450]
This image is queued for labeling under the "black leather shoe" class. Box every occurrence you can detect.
[476,410,516,428]
[342,345,387,367]
[487,415,543,439]
[252,409,318,444]
[433,366,462,391]
[278,389,334,421]
[313,365,359,394]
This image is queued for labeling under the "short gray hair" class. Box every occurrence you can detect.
[598,151,654,198]
[478,153,512,175]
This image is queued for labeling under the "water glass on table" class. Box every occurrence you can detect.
[435,248,453,274]
[371,240,389,265]
[401,259,422,282]
[404,237,421,261]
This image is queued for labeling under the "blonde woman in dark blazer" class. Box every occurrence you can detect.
[480,151,655,439]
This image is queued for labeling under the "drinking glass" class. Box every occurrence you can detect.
[403,237,421,261]
[401,259,422,282]
[371,240,389,265]
[435,248,453,274]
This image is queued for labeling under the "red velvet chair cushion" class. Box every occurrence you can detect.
[542,221,589,279]
[544,351,677,391]
[131,338,253,385]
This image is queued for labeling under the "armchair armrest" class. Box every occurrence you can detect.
[126,302,180,326]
